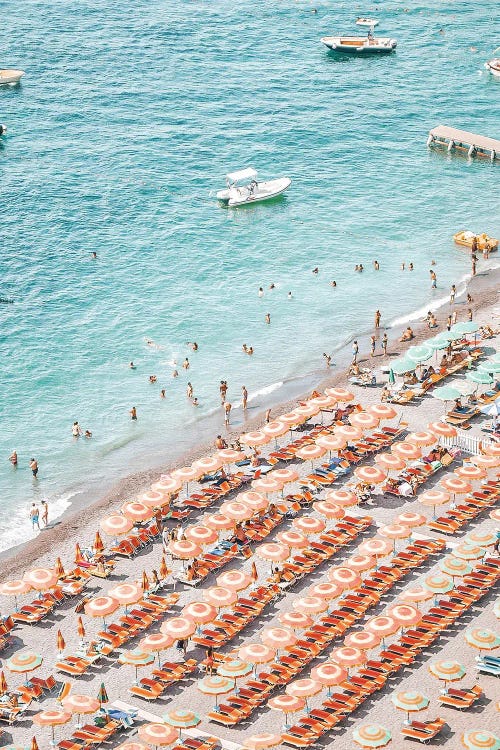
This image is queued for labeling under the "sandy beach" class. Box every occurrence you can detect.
[0,267,499,750]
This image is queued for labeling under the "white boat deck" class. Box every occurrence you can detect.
[428,125,500,161]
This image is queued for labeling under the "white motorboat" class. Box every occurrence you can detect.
[0,69,25,85]
[216,168,291,207]
[485,57,500,77]
[321,18,397,54]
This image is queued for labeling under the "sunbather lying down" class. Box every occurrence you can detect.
[400,326,414,342]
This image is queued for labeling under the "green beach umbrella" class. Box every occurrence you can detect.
[391,358,415,375]
[478,361,500,375]
[465,627,500,652]
[428,336,451,350]
[453,543,486,560]
[467,370,493,385]
[423,573,454,595]
[439,556,472,578]
[163,708,201,738]
[463,731,500,750]
[218,659,253,679]
[406,345,433,363]
[97,682,109,706]
[353,724,392,748]
[391,690,429,722]
[451,321,479,336]
[432,385,463,401]
[388,369,395,385]
[429,660,466,684]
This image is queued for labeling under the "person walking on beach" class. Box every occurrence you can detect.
[224,402,232,426]
[430,270,437,288]
[29,458,38,478]
[370,335,376,357]
[41,499,49,527]
[450,284,456,304]
[8,450,17,467]
[352,340,359,364]
[468,308,473,321]
[129,406,137,421]
[381,333,388,355]
[446,315,452,331]
[29,503,40,529]
[374,310,381,328]
[241,386,248,410]
[471,257,477,276]
[265,408,272,423]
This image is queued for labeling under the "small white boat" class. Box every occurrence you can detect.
[216,168,291,207]
[0,69,25,85]
[321,18,397,54]
[485,58,500,77]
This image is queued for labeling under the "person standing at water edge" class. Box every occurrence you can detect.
[370,335,376,357]
[381,333,388,355]
[374,310,381,328]
[30,457,38,477]
[430,270,437,288]
[352,340,359,364]
[224,402,232,426]
[265,408,271,423]
[241,386,248,410]
[219,380,227,403]
[8,450,17,467]
[450,284,456,304]
[30,503,40,529]
[129,406,137,420]
[41,499,48,527]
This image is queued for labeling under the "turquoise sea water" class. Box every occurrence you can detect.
[1,0,498,552]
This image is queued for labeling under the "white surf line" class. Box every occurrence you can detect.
[112,700,244,750]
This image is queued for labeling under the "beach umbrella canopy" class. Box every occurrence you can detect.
[330,646,366,668]
[406,430,436,447]
[108,583,143,607]
[353,724,392,748]
[419,489,450,514]
[481,401,500,417]
[462,731,500,750]
[399,585,433,605]
[407,345,433,363]
[252,477,283,494]
[423,573,454,595]
[217,660,252,680]
[452,321,480,335]
[296,444,326,462]
[279,611,314,630]
[309,394,338,409]
[121,502,154,522]
[277,530,309,549]
[465,628,500,651]
[365,616,399,638]
[390,358,415,375]
[286,678,322,699]
[268,694,306,717]
[240,430,271,447]
[465,531,497,547]
[313,501,344,520]
[350,412,380,430]
[197,675,234,707]
[262,420,289,439]
[427,335,451,350]
[467,370,494,385]
[152,475,182,495]
[243,734,282,750]
[428,421,457,438]
[335,424,363,441]
[311,662,347,688]
[483,441,500,457]
[328,567,362,589]
[354,466,387,484]
[77,616,85,639]
[388,368,395,384]
[140,632,174,661]
[138,724,179,747]
[433,385,463,401]
[33,710,71,745]
[279,410,307,426]
[396,511,427,528]
[375,453,406,472]
[85,595,119,620]
[453,543,485,560]
[217,448,246,464]
[440,556,473,577]
[473,454,500,469]
[344,631,381,650]
[116,744,150,750]
[379,524,411,546]
[309,582,343,602]
[293,516,326,534]
[358,538,393,559]
[387,604,422,628]
[325,387,353,401]
[184,525,218,546]
[141,489,170,509]
[163,708,200,730]
[491,509,500,522]
[171,465,202,483]
[118,649,155,668]
[6,651,42,675]
[205,513,234,531]
[238,491,268,512]
[23,568,58,591]
[455,465,487,481]
[181,601,217,624]
[238,643,276,665]
[478,361,500,375]
[160,616,196,639]
[62,694,100,715]
[257,542,290,563]
[345,554,376,573]
[169,539,202,559]
[429,660,466,684]
[202,586,237,609]
[293,596,328,615]
[268,468,300,485]
[193,455,223,474]
[324,488,358,506]
[392,690,429,721]
[316,434,347,452]
[0,579,32,597]
[100,514,133,536]
[295,402,321,418]
[368,404,397,420]
[220,501,254,521]
[261,627,297,650]
[97,682,109,706]
[391,441,422,460]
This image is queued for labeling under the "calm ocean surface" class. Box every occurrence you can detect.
[1,0,498,552]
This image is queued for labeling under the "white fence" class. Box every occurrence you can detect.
[441,428,494,455]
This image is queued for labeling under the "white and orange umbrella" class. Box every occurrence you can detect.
[313,500,345,520]
[293,596,328,615]
[482,442,500,457]
[268,694,306,728]
[324,488,358,507]
[365,615,399,642]
[257,542,290,568]
[100,514,133,537]
[267,468,299,485]
[344,630,381,650]
[335,425,363,441]
[120,651,155,685]
[296,444,326,464]
[368,404,397,420]
[116,743,151,750]
[33,708,71,744]
[261,627,297,651]
[293,516,326,535]
[240,431,271,447]
[140,490,170,509]
[23,568,58,591]
[316,434,347,453]
[396,511,426,528]
[311,662,348,695]
[387,604,422,629]
[193,455,223,474]
[392,442,422,461]
[203,586,237,609]
[138,723,179,748]
[375,453,406,472]
[308,394,337,410]
[328,567,362,590]
[295,403,321,419]
[471,454,500,470]
[121,502,154,523]
[0,579,32,610]
[398,585,433,606]
[354,466,387,484]
[350,412,380,431]
[262,421,289,439]
[160,616,196,640]
[309,582,343,604]
[286,678,322,711]
[441,476,472,498]
[205,513,234,531]
[455,465,487,482]
[108,583,143,608]
[61,694,100,727]
[358,538,393,563]
[330,646,366,671]
[405,431,436,447]
[217,448,246,464]
[277,530,309,549]
[379,523,411,550]
[345,554,376,574]
[216,570,252,591]
[139,632,174,665]
[279,612,314,630]
[151,475,182,495]
[252,477,283,494]
[184,525,218,546]
[220,501,254,521]
[325,387,353,401]
[239,491,268,512]
[171,465,202,484]
[427,421,457,438]
[169,539,202,560]
[490,508,500,522]
[279,411,307,427]
[243,734,282,750]
[238,643,276,674]
[182,601,217,625]
[419,489,450,515]
[84,595,119,627]
[6,651,43,678]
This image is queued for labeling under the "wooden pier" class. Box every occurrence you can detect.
[427,125,500,161]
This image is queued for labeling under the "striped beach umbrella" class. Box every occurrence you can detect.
[193,455,223,473]
[392,441,422,460]
[387,604,422,628]
[456,464,487,481]
[453,543,486,560]
[152,475,182,495]
[261,627,297,652]
[138,723,179,748]
[217,448,246,464]
[353,724,392,748]
[197,675,234,707]
[97,682,109,706]
[168,539,202,560]
[277,530,309,549]
[77,616,85,639]
[325,387,353,401]
[350,412,380,430]
[440,556,473,578]
[115,743,150,750]
[379,523,411,550]
[407,345,433,363]
[160,616,196,640]
[330,646,366,671]
[335,424,363,441]
[31,739,39,750]
[472,454,500,470]
[279,611,314,630]
[6,651,42,677]
[286,678,322,712]
[0,579,32,610]
[406,430,436,447]
[399,585,433,607]
[118,649,155,683]
[56,629,66,654]
[181,601,217,625]
[375,453,406,472]
[328,566,362,590]
[23,568,58,591]
[316,434,347,453]
[311,662,347,695]
[392,690,429,721]
[419,489,450,516]
[313,501,345,520]
[163,708,200,737]
[293,596,328,615]
[423,573,454,595]
[345,630,381,650]
[428,421,457,438]
[140,632,174,665]
[185,525,218,546]
[0,671,8,696]
[482,442,500,458]
[292,516,326,534]
[243,735,282,750]
[217,659,252,680]
[33,708,71,744]
[324,488,358,507]
[93,531,105,554]
[465,628,500,652]
[61,694,100,727]
[396,512,427,528]
[346,554,376,573]
[85,595,119,629]
[202,587,237,610]
[354,465,387,484]
[238,644,275,673]
[365,616,399,641]
[429,660,466,684]
[108,583,143,608]
[462,731,500,750]
[368,404,397,420]
[238,491,269,512]
[268,694,306,729]
[216,570,253,591]
[100,514,133,537]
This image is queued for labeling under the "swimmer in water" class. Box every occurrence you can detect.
[188,342,198,351]
[269,283,275,290]
[258,287,264,297]
[265,313,270,324]
[129,361,136,369]
[248,346,254,355]
[192,397,199,406]
[401,262,405,271]
[172,369,179,378]
[287,291,292,299]
[373,260,380,270]
[242,344,248,353]
[160,389,166,399]
[312,267,319,274]
[182,358,190,370]
[130,406,137,420]
[187,382,193,399]
[91,251,97,259]
[330,280,336,287]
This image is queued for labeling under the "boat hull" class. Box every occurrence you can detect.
[0,69,25,85]
[453,231,498,251]
[485,59,500,77]
[321,36,396,53]
[217,177,291,207]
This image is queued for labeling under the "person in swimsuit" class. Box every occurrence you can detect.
[30,503,40,529]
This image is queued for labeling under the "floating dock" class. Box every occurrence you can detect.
[427,125,500,161]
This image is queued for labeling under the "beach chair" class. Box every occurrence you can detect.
[401,717,446,742]
[439,684,482,709]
